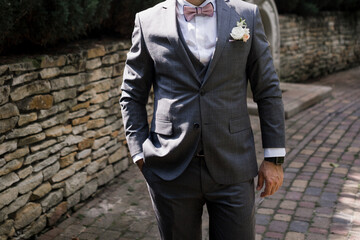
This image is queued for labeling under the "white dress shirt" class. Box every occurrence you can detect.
[133,0,285,163]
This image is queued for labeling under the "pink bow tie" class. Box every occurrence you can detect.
[183,2,214,22]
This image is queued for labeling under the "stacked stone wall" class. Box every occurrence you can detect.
[279,11,360,82]
[0,41,134,239]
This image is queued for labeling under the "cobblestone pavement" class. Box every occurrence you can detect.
[38,67,360,240]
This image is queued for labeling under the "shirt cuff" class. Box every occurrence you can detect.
[132,152,144,164]
[264,148,286,158]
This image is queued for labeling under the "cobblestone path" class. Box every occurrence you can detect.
[38,67,360,240]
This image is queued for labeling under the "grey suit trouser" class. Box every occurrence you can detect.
[142,156,255,240]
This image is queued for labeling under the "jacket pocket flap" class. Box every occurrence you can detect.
[229,117,250,134]
[153,120,173,136]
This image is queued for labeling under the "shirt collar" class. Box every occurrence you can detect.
[176,0,216,15]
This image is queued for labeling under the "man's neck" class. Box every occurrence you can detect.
[186,0,206,6]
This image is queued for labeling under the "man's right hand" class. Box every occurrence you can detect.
[136,159,144,171]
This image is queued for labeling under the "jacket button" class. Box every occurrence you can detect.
[193,123,200,129]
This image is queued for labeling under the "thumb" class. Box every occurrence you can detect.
[257,172,264,191]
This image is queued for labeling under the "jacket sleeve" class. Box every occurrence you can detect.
[120,13,154,157]
[246,6,285,149]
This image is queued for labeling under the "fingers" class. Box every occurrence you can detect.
[261,176,283,197]
[256,172,264,191]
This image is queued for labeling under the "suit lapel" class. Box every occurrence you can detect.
[203,0,231,85]
[163,0,201,84]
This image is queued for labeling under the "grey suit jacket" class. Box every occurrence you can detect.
[120,0,285,184]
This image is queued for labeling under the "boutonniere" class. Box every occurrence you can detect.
[230,18,250,42]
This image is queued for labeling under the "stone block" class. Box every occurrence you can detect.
[59,152,76,168]
[40,111,69,129]
[18,113,37,126]
[17,172,43,194]
[88,79,112,93]
[43,162,60,181]
[92,136,110,150]
[40,67,60,79]
[58,99,77,112]
[40,55,66,68]
[0,140,17,156]
[114,159,129,176]
[50,74,85,90]
[3,191,31,215]
[72,115,90,126]
[64,172,87,197]
[90,92,109,104]
[104,139,117,150]
[12,72,39,86]
[47,202,67,226]
[30,182,52,201]
[20,214,46,239]
[95,126,112,138]
[0,159,5,168]
[45,125,64,137]
[18,132,46,147]
[25,148,50,165]
[83,130,96,139]
[4,147,29,162]
[53,88,77,103]
[33,153,60,172]
[69,109,87,119]
[113,62,125,77]
[97,165,114,186]
[102,53,119,65]
[30,139,56,153]
[65,135,84,146]
[0,117,18,134]
[67,191,80,209]
[0,104,19,120]
[71,157,91,172]
[38,105,59,119]
[105,115,117,125]
[0,85,10,105]
[14,202,42,229]
[86,58,102,70]
[60,145,78,157]
[72,124,87,135]
[41,189,63,211]
[0,65,8,75]
[88,104,100,112]
[77,89,96,102]
[81,179,98,201]
[17,94,53,111]
[87,45,106,59]
[71,101,90,111]
[0,74,11,87]
[6,123,42,139]
[0,173,19,192]
[90,109,109,119]
[78,138,94,151]
[10,80,51,101]
[108,148,128,164]
[17,166,33,179]
[51,166,75,183]
[9,61,39,72]
[0,187,18,209]
[77,149,92,160]
[86,118,105,130]
[0,158,24,176]
[92,147,107,160]
[85,67,113,82]
[86,156,106,175]
[0,220,14,236]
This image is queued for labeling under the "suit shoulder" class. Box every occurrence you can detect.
[226,0,257,14]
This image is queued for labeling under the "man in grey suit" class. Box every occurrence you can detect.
[120,0,285,239]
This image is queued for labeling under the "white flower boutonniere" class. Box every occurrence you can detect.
[230,18,250,42]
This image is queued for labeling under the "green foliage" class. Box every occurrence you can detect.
[0,0,111,53]
[275,0,360,15]
[102,0,162,38]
